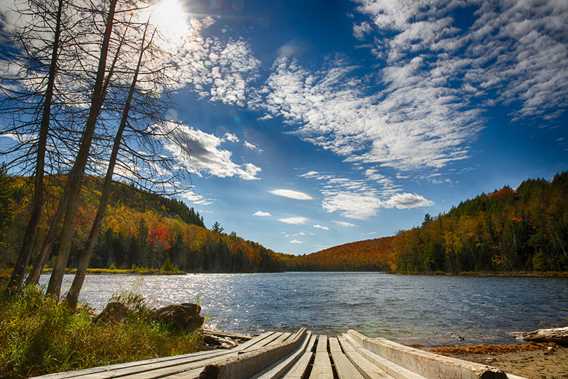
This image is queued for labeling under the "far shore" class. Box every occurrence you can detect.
[395,270,568,278]
[57,269,568,278]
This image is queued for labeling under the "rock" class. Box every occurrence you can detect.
[94,302,129,324]
[152,303,204,331]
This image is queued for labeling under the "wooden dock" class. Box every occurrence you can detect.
[33,329,526,379]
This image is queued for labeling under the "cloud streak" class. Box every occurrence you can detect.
[269,188,313,200]
[279,216,309,224]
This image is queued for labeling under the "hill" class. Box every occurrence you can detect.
[278,237,396,271]
[0,174,281,272]
[286,172,568,273]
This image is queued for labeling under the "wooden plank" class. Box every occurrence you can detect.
[242,332,284,352]
[77,351,241,379]
[309,335,333,379]
[206,329,308,379]
[329,337,364,379]
[118,332,301,379]
[347,330,512,379]
[271,332,292,346]
[33,332,276,379]
[31,350,231,379]
[338,335,392,379]
[342,334,424,379]
[282,335,317,379]
[235,331,278,351]
[253,332,312,379]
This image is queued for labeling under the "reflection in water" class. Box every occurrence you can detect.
[40,272,568,345]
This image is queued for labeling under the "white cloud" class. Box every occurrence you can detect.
[269,188,313,200]
[253,210,272,217]
[334,221,356,228]
[353,21,373,40]
[290,239,303,244]
[223,132,239,143]
[260,56,481,171]
[313,224,329,230]
[179,189,211,205]
[161,122,261,181]
[383,193,433,209]
[354,0,568,120]
[278,216,309,225]
[322,191,381,220]
[258,0,567,184]
[243,140,261,151]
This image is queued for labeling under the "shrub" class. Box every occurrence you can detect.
[0,286,202,378]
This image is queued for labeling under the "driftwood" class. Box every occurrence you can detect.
[203,329,252,349]
[512,327,568,344]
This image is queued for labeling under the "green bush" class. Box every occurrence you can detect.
[0,286,202,378]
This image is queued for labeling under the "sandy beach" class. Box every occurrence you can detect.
[426,343,568,378]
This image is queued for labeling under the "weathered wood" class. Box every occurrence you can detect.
[32,332,273,379]
[242,332,284,351]
[203,329,252,341]
[253,332,312,379]
[329,337,365,379]
[235,331,277,352]
[338,335,392,379]
[282,335,317,379]
[343,334,425,379]
[512,326,568,344]
[347,330,509,379]
[309,335,333,379]
[32,350,230,379]
[272,332,292,345]
[204,329,308,379]
[33,328,528,379]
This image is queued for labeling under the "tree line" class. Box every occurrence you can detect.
[395,172,568,273]
[0,174,281,275]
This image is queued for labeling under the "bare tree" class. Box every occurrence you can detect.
[3,0,65,292]
[45,0,120,298]
[65,20,154,308]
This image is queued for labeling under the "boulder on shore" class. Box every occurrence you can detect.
[152,303,204,331]
[94,302,130,324]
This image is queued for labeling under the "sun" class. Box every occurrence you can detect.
[150,0,189,46]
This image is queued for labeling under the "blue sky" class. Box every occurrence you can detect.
[2,0,568,254]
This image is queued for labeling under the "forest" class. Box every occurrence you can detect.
[293,172,568,273]
[0,172,281,274]
[2,169,567,276]
[394,172,568,273]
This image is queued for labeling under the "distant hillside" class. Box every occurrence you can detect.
[284,172,568,273]
[279,237,396,271]
[2,171,567,274]
[0,175,281,272]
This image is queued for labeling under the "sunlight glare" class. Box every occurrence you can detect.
[150,0,189,46]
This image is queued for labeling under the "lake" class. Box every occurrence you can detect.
[40,272,568,345]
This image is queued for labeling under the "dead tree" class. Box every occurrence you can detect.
[65,21,153,308]
[45,0,120,298]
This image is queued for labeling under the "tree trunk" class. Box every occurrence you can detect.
[512,327,568,344]
[7,0,64,293]
[25,11,126,287]
[66,22,150,308]
[46,0,118,299]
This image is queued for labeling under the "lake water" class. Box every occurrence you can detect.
[40,272,568,345]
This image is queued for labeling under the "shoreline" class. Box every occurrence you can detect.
[32,269,568,278]
[423,342,568,378]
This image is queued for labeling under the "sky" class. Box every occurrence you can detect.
[2,0,568,255]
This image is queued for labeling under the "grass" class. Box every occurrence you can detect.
[0,286,203,378]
